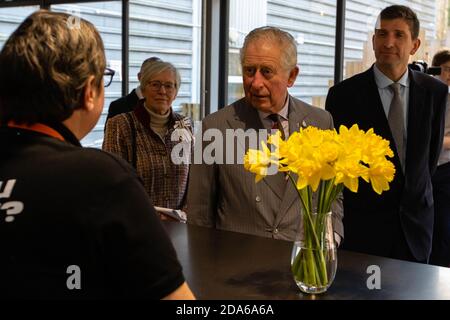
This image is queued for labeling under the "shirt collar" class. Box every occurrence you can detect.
[136,86,144,100]
[373,64,409,89]
[257,94,289,121]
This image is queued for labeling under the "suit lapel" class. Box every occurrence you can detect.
[275,97,310,225]
[363,68,392,137]
[287,96,305,134]
[405,70,426,176]
[226,99,264,132]
[361,68,404,178]
[227,99,286,200]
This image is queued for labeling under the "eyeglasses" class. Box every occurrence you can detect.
[103,67,115,87]
[147,80,176,92]
[441,66,450,73]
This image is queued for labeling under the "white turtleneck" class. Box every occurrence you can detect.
[144,104,170,138]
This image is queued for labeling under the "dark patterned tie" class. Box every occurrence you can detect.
[267,113,286,140]
[388,83,405,170]
[266,113,288,192]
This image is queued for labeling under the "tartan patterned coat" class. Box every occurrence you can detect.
[103,102,193,210]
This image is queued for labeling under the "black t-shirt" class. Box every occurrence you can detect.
[0,124,185,299]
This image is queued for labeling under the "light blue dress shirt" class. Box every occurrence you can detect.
[373,64,410,136]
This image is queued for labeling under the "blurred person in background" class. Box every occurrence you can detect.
[430,49,450,267]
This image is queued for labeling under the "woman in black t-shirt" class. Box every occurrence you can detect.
[0,10,194,300]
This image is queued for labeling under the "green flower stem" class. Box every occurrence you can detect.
[320,179,337,214]
[307,186,313,219]
[288,174,329,288]
[292,247,302,272]
[318,180,327,214]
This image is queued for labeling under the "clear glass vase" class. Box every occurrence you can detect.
[291,212,337,294]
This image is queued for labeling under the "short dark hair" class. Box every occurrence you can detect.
[0,10,106,125]
[432,49,450,67]
[379,5,420,39]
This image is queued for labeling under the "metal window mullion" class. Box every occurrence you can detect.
[334,0,346,85]
[217,0,229,109]
[122,0,129,96]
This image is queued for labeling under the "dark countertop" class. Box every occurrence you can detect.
[163,221,450,300]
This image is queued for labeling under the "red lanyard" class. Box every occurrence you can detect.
[7,121,65,142]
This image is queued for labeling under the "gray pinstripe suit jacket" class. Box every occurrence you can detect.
[187,95,344,241]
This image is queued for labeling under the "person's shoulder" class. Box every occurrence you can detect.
[201,99,244,127]
[411,70,448,95]
[108,95,127,110]
[172,111,191,123]
[290,96,331,122]
[290,96,322,112]
[108,90,138,117]
[106,112,134,134]
[331,68,371,92]
[67,146,138,184]
[108,112,129,125]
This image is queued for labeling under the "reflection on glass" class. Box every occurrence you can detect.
[0,6,40,50]
[51,2,122,148]
[128,0,202,121]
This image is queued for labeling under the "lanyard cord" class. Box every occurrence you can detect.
[7,121,65,142]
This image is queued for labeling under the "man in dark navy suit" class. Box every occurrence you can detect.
[106,57,161,122]
[326,5,447,263]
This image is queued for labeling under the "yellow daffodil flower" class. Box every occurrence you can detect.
[244,140,277,182]
[244,123,396,291]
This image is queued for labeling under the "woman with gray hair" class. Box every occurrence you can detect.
[103,58,193,214]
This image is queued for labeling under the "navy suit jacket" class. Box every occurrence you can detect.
[106,89,140,122]
[326,66,447,262]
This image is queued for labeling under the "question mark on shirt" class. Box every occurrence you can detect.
[2,202,24,222]
[0,179,24,222]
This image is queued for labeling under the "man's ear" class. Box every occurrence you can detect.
[138,72,141,81]
[410,38,421,55]
[82,75,97,112]
[287,66,299,87]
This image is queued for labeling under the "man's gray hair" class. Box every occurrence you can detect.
[240,26,298,71]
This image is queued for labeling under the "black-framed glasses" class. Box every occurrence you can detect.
[103,67,115,87]
[147,80,176,92]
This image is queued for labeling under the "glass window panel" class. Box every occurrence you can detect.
[51,1,122,148]
[128,0,202,122]
[0,5,40,50]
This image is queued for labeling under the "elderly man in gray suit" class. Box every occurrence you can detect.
[187,26,343,242]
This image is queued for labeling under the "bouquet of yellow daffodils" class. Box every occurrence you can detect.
[244,124,395,291]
